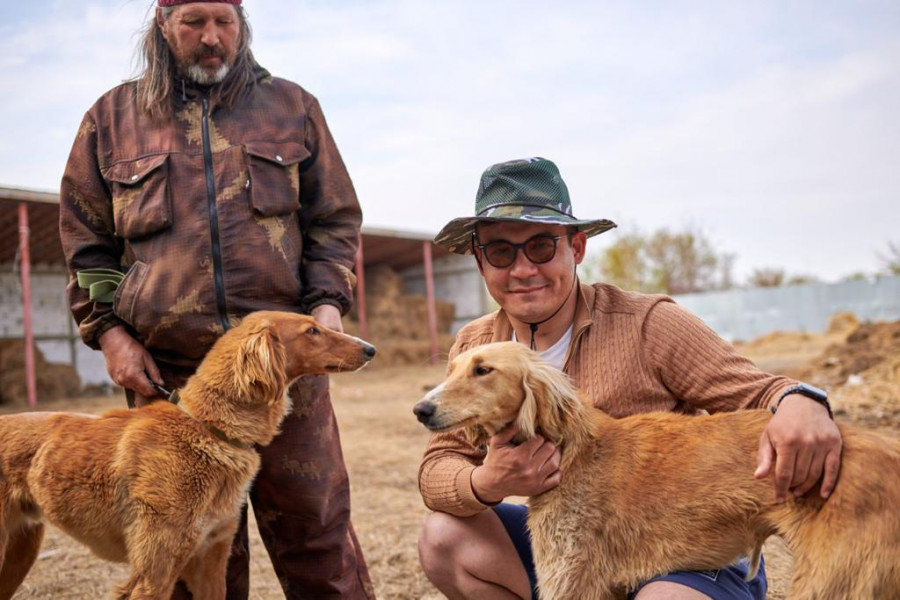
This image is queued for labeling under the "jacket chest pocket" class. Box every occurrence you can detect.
[244,141,309,216]
[102,154,172,239]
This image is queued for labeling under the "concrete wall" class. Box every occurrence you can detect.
[402,253,491,333]
[673,275,900,342]
[0,271,110,386]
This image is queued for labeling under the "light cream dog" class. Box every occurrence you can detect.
[0,311,375,600]
[414,341,900,599]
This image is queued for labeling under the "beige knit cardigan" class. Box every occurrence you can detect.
[418,282,796,516]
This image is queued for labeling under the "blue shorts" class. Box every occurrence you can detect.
[493,503,767,600]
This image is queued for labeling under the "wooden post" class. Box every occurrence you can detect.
[18,202,37,407]
[355,233,368,340]
[423,242,439,365]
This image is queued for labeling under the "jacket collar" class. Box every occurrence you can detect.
[175,62,270,103]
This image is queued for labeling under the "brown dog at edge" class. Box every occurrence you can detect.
[0,311,375,600]
[413,341,900,599]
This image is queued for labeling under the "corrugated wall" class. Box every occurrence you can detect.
[674,275,900,342]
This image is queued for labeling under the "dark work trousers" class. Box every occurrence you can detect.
[126,366,375,600]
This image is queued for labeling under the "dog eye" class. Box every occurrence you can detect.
[474,366,493,376]
[307,327,320,335]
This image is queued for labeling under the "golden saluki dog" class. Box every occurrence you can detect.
[413,341,900,599]
[0,311,375,600]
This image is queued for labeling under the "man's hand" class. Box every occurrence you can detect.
[755,394,843,502]
[311,304,343,333]
[471,424,562,504]
[98,325,163,399]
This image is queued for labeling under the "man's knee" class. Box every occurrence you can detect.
[418,511,466,576]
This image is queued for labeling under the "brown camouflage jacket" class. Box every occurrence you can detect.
[60,66,361,365]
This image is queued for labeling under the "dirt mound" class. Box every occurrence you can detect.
[0,339,82,405]
[796,320,900,389]
[829,355,900,428]
[736,331,820,357]
[790,320,900,428]
[734,313,899,430]
[826,311,859,335]
[735,311,861,361]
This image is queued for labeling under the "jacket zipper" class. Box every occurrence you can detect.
[201,96,230,332]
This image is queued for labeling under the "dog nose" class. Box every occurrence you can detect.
[363,344,376,359]
[412,401,435,423]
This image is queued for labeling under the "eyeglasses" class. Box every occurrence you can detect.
[474,234,563,268]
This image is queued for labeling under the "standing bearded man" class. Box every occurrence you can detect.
[59,1,374,597]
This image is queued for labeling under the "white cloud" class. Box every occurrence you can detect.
[0,0,897,281]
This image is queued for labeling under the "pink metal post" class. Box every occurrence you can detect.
[423,241,439,365]
[18,202,37,407]
[355,234,369,340]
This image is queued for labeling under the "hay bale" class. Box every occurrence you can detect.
[0,363,81,405]
[343,265,458,366]
[0,339,81,405]
[44,363,83,398]
[368,336,456,369]
[366,296,455,341]
[0,338,48,371]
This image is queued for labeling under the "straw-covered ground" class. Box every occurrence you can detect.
[5,314,899,598]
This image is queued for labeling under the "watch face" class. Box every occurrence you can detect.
[777,382,832,420]
[796,382,828,402]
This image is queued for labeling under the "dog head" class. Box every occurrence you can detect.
[200,311,375,407]
[189,311,376,446]
[412,341,581,445]
[230,311,376,395]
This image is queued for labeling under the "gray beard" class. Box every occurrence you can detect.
[185,63,230,85]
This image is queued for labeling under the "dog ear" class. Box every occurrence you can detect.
[516,356,540,440]
[520,356,579,444]
[234,322,287,402]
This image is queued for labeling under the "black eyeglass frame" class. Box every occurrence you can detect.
[472,234,564,268]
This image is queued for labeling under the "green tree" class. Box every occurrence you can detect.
[748,267,785,288]
[595,233,648,291]
[747,269,820,288]
[786,274,820,286]
[644,228,724,295]
[580,226,734,294]
[880,241,900,275]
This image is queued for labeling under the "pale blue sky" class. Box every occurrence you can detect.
[1,0,897,282]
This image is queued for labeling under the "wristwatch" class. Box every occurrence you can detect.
[770,382,833,420]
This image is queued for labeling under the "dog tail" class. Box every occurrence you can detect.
[745,540,764,581]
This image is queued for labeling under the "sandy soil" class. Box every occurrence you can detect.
[4,316,899,599]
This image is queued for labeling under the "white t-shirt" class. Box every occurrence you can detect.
[511,324,573,371]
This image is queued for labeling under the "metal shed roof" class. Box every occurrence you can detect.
[0,186,452,269]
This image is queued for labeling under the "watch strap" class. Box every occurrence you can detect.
[770,383,833,420]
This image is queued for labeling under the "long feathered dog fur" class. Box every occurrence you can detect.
[414,341,900,599]
[0,311,375,600]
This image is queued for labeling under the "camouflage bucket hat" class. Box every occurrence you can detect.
[434,157,617,254]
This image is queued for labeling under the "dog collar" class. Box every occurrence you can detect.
[151,381,180,404]
[175,401,254,450]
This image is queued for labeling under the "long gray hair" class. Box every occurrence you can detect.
[134,5,257,121]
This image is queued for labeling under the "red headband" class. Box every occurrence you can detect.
[158,0,241,6]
